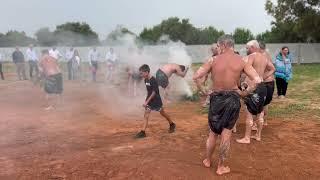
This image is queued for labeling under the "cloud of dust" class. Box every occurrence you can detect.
[96,33,195,118]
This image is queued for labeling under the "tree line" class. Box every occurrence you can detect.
[0,0,318,47]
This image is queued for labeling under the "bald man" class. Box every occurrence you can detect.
[237,40,275,144]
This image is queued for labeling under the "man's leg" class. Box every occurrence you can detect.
[133,80,137,97]
[21,63,27,80]
[263,105,269,126]
[216,128,232,175]
[252,111,264,141]
[160,108,175,133]
[0,63,4,80]
[16,64,21,80]
[67,61,72,80]
[203,130,217,168]
[45,94,54,110]
[236,107,253,144]
[142,109,151,131]
[29,61,33,78]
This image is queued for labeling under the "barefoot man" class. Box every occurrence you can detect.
[236,40,275,144]
[39,49,63,110]
[195,43,220,107]
[260,41,276,126]
[155,63,189,101]
[193,35,261,175]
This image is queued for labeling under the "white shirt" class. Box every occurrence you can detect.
[65,50,74,61]
[88,49,100,62]
[0,53,3,62]
[26,48,38,61]
[49,49,62,60]
[106,51,117,62]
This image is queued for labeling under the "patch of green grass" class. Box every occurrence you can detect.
[268,103,308,118]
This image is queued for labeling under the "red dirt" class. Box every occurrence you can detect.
[0,81,320,180]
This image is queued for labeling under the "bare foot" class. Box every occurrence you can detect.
[251,135,261,141]
[202,159,211,168]
[216,166,230,175]
[252,123,258,131]
[44,106,54,111]
[236,138,250,144]
[263,122,268,126]
[232,127,237,133]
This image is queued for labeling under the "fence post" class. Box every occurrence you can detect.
[297,44,302,65]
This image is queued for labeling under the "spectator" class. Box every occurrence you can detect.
[274,46,293,99]
[65,47,75,80]
[26,44,39,79]
[0,52,4,80]
[105,48,118,81]
[49,47,63,60]
[12,47,27,80]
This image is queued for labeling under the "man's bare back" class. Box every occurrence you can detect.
[262,51,275,82]
[160,63,188,78]
[39,55,61,76]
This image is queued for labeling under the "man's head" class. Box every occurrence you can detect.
[110,48,114,53]
[70,47,74,51]
[246,40,259,55]
[210,43,220,56]
[29,44,34,50]
[93,47,96,51]
[139,64,150,79]
[179,65,186,72]
[15,46,20,51]
[217,35,234,53]
[259,41,266,51]
[52,47,56,50]
[41,49,49,56]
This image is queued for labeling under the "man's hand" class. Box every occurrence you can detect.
[143,102,147,108]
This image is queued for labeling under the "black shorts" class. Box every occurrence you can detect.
[91,61,98,70]
[264,81,275,106]
[208,91,241,134]
[44,73,63,94]
[156,69,169,88]
[244,83,267,115]
[146,105,162,112]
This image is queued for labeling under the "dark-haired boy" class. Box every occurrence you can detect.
[135,64,176,138]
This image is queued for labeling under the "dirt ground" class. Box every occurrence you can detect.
[0,80,320,180]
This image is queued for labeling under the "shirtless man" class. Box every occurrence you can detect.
[236,40,275,144]
[155,63,189,101]
[38,49,63,110]
[260,42,276,126]
[193,35,261,175]
[194,44,220,107]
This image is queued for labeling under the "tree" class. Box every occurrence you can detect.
[35,28,56,46]
[54,22,99,46]
[0,30,36,47]
[265,0,320,42]
[232,28,254,44]
[139,17,224,45]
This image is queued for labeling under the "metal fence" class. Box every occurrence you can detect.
[1,43,320,64]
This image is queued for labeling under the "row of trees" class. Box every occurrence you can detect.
[0,0,318,47]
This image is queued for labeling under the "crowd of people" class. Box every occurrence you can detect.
[0,35,294,176]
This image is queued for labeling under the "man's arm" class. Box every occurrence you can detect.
[193,61,211,81]
[263,60,275,80]
[144,91,156,106]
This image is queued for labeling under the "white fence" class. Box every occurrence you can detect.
[1,43,320,64]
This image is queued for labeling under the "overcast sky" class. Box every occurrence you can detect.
[0,0,274,39]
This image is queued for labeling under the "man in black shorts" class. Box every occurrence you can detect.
[193,35,261,175]
[260,41,275,126]
[39,49,63,110]
[135,64,176,138]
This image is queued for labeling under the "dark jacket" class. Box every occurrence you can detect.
[12,50,25,63]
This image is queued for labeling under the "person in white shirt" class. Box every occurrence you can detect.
[26,44,39,78]
[65,47,75,80]
[0,52,4,80]
[49,47,62,60]
[105,48,118,81]
[72,49,81,80]
[88,47,100,82]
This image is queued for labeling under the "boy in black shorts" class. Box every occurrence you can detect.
[135,64,176,138]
